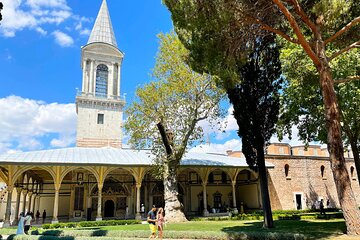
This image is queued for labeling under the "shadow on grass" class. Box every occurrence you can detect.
[221,220,346,240]
[90,230,108,236]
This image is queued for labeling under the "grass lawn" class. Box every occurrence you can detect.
[86,219,348,239]
[0,219,351,239]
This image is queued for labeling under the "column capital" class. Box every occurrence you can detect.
[231,180,237,186]
[136,183,141,188]
[6,185,14,192]
[202,182,207,188]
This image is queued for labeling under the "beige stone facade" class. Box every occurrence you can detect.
[227,144,360,211]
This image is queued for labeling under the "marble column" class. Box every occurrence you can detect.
[69,186,75,218]
[89,60,94,94]
[52,188,60,224]
[135,183,141,220]
[3,186,14,227]
[82,59,87,92]
[22,190,28,214]
[96,184,103,221]
[27,192,33,213]
[14,189,22,221]
[231,181,238,214]
[202,183,209,216]
[31,194,36,213]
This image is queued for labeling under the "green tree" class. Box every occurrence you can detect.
[125,33,224,223]
[278,47,360,184]
[0,2,3,22]
[227,35,282,228]
[164,0,360,234]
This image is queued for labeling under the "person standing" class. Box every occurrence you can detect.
[141,203,145,218]
[16,212,25,235]
[319,199,326,215]
[156,207,165,240]
[42,210,46,224]
[147,205,157,239]
[35,210,40,224]
[24,212,33,234]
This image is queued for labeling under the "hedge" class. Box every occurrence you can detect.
[191,211,343,221]
[8,230,306,240]
[42,219,140,229]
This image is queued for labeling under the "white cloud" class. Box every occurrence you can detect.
[190,139,242,154]
[0,0,72,37]
[35,27,47,35]
[0,96,77,154]
[52,30,74,47]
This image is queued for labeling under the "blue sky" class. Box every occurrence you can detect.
[0,0,301,154]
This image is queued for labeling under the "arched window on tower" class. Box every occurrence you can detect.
[95,64,108,97]
[321,165,325,178]
[284,164,289,178]
[350,166,355,179]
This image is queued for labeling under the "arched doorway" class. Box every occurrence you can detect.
[104,200,115,217]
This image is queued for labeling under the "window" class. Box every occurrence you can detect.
[285,164,290,177]
[350,166,355,179]
[279,147,284,155]
[321,165,325,178]
[97,113,104,124]
[95,64,108,97]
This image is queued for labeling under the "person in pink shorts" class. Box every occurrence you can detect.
[156,207,165,240]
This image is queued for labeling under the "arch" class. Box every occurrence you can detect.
[236,169,258,182]
[178,168,202,183]
[95,64,108,97]
[207,168,232,184]
[350,166,355,179]
[103,167,136,182]
[12,166,56,186]
[284,164,290,177]
[321,165,325,178]
[59,166,100,185]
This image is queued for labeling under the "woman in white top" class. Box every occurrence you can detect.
[16,212,25,235]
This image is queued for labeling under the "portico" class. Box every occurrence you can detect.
[0,147,271,224]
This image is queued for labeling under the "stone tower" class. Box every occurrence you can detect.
[76,0,125,148]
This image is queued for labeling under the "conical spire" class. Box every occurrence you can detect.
[88,0,117,47]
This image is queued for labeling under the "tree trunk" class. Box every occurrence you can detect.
[163,162,188,223]
[257,146,274,228]
[157,122,187,223]
[317,41,360,235]
[350,141,360,186]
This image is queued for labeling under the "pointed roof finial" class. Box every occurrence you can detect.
[88,0,118,47]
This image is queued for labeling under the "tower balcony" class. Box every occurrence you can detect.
[76,91,126,104]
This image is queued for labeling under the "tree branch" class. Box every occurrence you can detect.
[272,0,321,68]
[157,121,173,156]
[325,16,360,45]
[240,11,300,44]
[329,41,360,61]
[285,0,318,36]
[334,76,360,84]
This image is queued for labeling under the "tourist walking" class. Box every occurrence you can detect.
[35,210,40,224]
[147,205,157,239]
[42,210,46,223]
[24,212,33,234]
[16,212,25,235]
[319,199,326,215]
[157,207,165,240]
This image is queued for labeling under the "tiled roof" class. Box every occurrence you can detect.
[87,0,117,47]
[0,147,274,168]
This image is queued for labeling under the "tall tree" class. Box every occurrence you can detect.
[125,33,224,223]
[0,2,3,22]
[228,35,282,228]
[164,0,360,234]
[278,47,360,185]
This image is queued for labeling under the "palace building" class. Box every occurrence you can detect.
[0,0,359,227]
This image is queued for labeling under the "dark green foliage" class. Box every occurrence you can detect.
[0,2,3,22]
[227,35,282,168]
[41,220,140,230]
